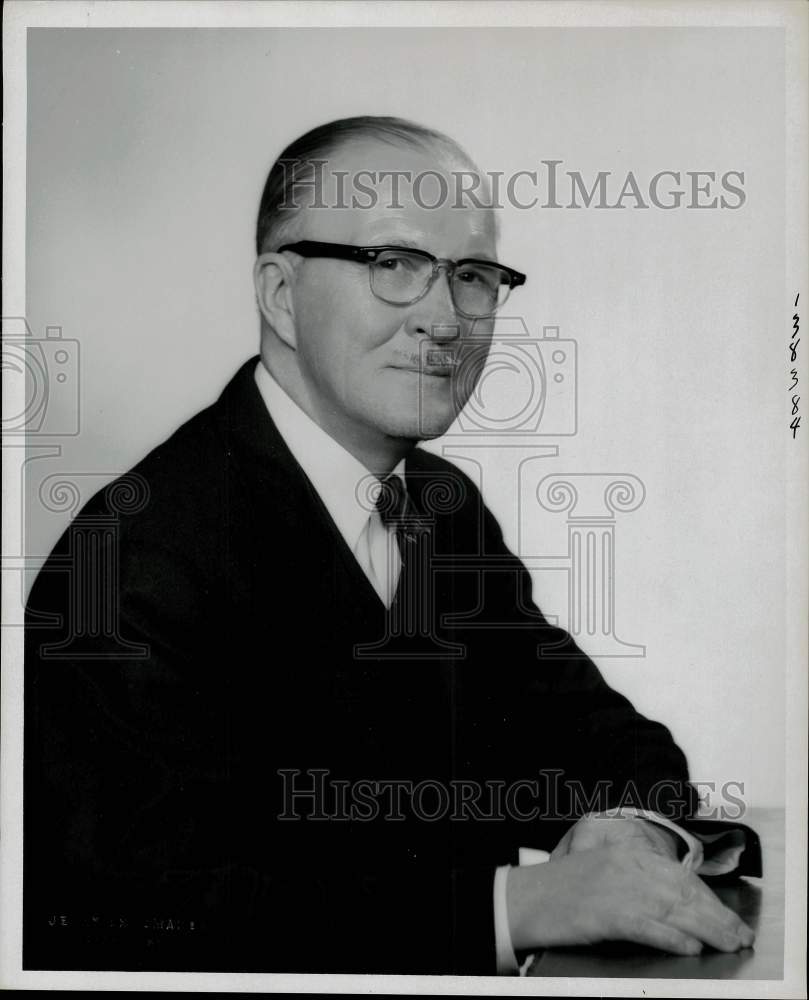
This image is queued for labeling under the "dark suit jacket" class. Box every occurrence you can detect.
[23,357,759,974]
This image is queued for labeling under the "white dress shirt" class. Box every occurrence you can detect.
[253,359,746,975]
[255,360,404,607]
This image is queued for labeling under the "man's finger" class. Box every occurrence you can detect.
[623,916,704,956]
[667,904,754,952]
[685,875,756,942]
[658,874,755,951]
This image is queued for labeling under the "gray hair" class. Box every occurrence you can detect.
[255,115,480,254]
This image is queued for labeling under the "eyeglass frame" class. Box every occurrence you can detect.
[275,240,527,319]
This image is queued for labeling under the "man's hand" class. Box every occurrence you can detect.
[506,844,755,956]
[551,814,683,862]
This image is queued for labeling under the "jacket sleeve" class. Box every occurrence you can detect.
[450,473,701,844]
[24,493,493,974]
[452,472,763,878]
[24,500,255,971]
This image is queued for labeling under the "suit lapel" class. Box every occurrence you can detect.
[212,357,386,618]
[208,358,465,661]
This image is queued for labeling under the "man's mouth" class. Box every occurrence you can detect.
[393,350,459,377]
[425,349,458,371]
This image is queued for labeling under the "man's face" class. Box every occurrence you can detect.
[284,140,497,448]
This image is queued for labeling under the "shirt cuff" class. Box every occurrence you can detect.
[495,808,750,975]
[597,806,748,876]
[493,864,520,974]
[597,806,704,870]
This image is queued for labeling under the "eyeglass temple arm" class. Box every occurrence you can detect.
[280,241,527,287]
[498,268,526,288]
[279,241,410,265]
[277,240,369,262]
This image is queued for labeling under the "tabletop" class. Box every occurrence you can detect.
[527,807,784,980]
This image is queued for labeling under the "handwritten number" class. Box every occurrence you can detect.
[789,294,801,437]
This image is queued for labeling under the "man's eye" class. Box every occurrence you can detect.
[377,255,414,271]
[456,269,480,283]
[457,268,489,286]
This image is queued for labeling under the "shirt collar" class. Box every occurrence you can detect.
[254,360,405,551]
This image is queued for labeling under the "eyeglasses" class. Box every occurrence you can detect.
[277,240,526,319]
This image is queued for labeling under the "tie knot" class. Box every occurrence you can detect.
[374,474,409,528]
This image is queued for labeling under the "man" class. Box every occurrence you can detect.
[24,116,758,975]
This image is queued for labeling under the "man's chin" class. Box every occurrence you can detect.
[412,420,453,441]
[370,385,460,442]
[409,401,459,441]
[381,409,457,443]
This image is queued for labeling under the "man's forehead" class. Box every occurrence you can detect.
[357,208,496,252]
[315,134,452,169]
[291,138,497,253]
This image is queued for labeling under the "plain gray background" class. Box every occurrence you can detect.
[23,26,785,807]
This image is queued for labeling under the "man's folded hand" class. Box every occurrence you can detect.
[551,814,682,861]
[506,843,755,956]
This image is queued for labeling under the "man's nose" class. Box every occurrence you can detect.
[403,268,459,339]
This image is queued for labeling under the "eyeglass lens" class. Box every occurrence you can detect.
[369,249,511,316]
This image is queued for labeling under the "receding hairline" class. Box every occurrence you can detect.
[256,117,493,254]
[291,117,481,172]
[336,128,480,171]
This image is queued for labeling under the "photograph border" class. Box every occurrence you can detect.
[2,2,806,995]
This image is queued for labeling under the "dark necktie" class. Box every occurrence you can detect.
[375,474,415,544]
[374,473,430,614]
[359,472,462,658]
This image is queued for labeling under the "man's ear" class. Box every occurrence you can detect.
[254,252,298,349]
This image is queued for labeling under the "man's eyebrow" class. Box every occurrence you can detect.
[363,237,424,250]
[362,237,499,262]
